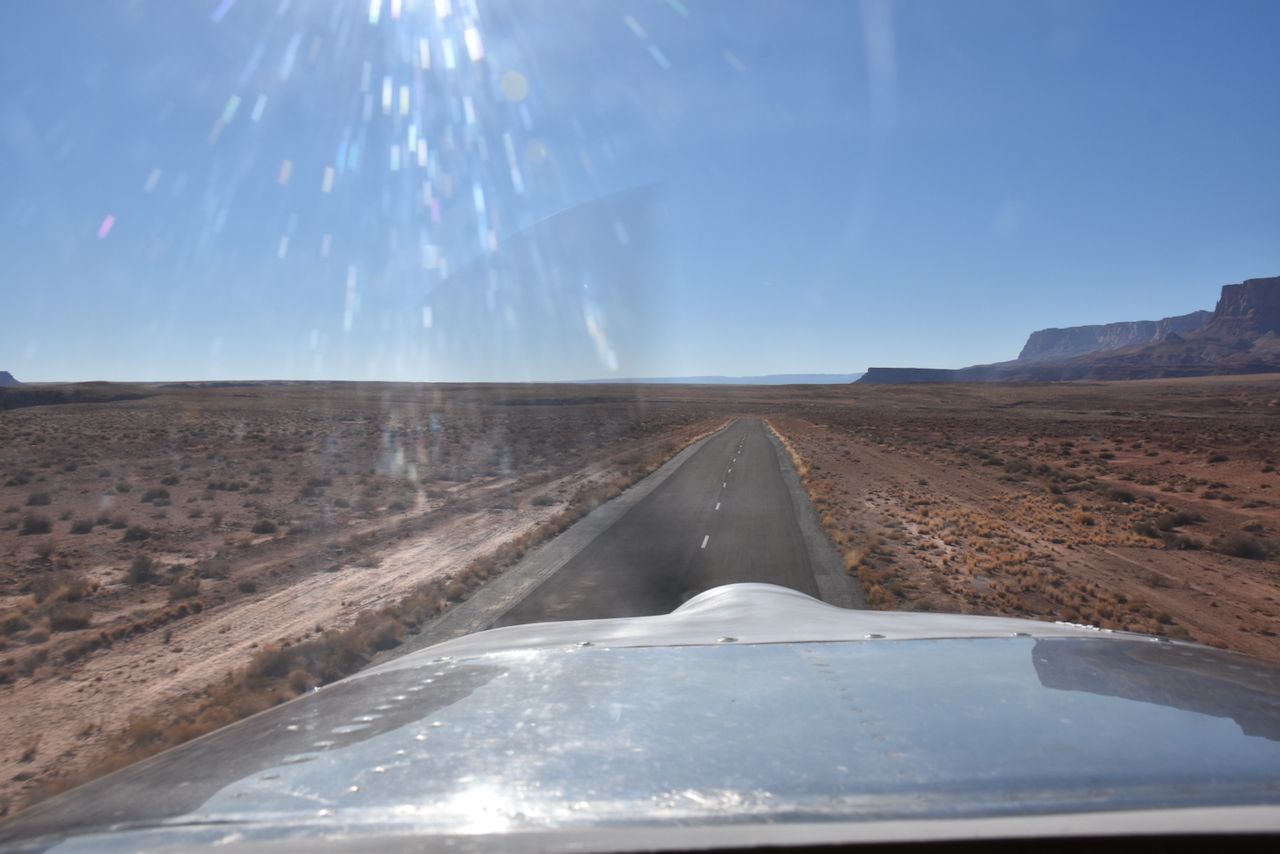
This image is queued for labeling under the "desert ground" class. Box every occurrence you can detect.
[2,375,1279,814]
[767,375,1280,659]
[0,382,728,813]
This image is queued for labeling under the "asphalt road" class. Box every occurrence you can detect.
[495,419,826,626]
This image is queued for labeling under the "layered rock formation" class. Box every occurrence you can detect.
[1016,311,1211,363]
[1198,277,1280,340]
[857,276,1280,384]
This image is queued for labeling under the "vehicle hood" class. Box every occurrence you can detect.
[3,584,1279,851]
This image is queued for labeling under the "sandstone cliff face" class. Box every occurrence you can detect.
[1017,311,1210,363]
[856,275,1280,384]
[1155,310,1215,339]
[1197,276,1280,340]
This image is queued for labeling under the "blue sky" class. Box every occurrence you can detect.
[2,0,1277,382]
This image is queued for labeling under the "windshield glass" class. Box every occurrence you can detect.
[1,0,1278,840]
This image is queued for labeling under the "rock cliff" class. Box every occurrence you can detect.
[1197,277,1280,340]
[856,276,1280,383]
[1016,311,1211,363]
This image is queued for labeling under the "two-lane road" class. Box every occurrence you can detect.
[495,419,826,626]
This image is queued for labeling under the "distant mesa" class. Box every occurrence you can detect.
[0,378,152,411]
[856,368,960,385]
[1016,310,1212,363]
[1200,277,1280,341]
[858,275,1280,384]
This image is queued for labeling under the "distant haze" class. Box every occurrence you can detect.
[576,374,864,385]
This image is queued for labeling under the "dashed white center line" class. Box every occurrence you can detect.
[701,534,709,549]
[722,481,727,488]
[714,502,721,511]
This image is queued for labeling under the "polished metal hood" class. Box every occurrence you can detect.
[4,584,1280,851]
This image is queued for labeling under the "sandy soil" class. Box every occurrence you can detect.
[768,374,1280,662]
[0,382,725,812]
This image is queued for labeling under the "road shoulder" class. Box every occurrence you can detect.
[765,424,868,609]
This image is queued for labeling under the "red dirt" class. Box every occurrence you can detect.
[768,375,1280,661]
[0,382,725,813]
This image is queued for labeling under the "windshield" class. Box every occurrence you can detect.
[1,0,1278,842]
